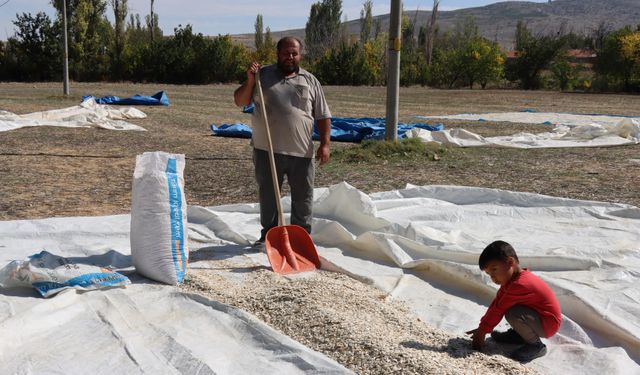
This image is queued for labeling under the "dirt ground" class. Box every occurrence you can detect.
[1,82,639,220]
[1,82,639,374]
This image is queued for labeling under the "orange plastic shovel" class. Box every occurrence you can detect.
[255,69,321,274]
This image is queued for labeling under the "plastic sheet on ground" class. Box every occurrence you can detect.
[210,118,444,142]
[187,183,640,374]
[83,91,169,106]
[1,183,639,374]
[410,111,640,148]
[418,111,640,127]
[0,98,146,132]
[210,123,253,138]
[0,215,352,375]
[407,117,640,148]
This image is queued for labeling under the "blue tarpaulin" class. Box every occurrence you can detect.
[210,118,444,142]
[210,124,253,138]
[82,91,169,106]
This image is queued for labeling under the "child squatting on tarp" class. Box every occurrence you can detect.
[466,241,562,363]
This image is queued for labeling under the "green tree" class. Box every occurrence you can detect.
[400,14,429,86]
[51,0,112,80]
[122,8,163,81]
[595,27,636,91]
[477,42,504,89]
[145,12,162,42]
[315,43,373,85]
[428,17,503,89]
[461,37,504,89]
[550,52,580,91]
[360,0,373,43]
[261,27,276,63]
[620,31,640,82]
[110,0,127,79]
[430,43,464,88]
[253,15,275,63]
[505,21,564,89]
[305,0,342,60]
[254,14,264,53]
[3,12,61,81]
[208,35,251,83]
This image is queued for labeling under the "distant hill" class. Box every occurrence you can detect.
[232,0,640,50]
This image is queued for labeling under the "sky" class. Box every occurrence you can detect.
[0,0,550,40]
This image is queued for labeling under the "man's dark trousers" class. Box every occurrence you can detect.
[253,148,314,240]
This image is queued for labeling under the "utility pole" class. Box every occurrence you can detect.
[385,0,402,142]
[62,0,70,96]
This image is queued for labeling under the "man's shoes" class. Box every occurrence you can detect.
[252,238,265,250]
[510,341,547,363]
[491,329,526,345]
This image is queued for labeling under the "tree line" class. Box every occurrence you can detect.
[1,0,639,92]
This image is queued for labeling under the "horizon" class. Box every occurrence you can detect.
[0,0,549,41]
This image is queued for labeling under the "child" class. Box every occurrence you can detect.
[466,240,561,363]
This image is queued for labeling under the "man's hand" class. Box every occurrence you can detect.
[234,62,260,107]
[315,143,330,165]
[246,62,259,81]
[466,328,485,351]
[315,118,331,165]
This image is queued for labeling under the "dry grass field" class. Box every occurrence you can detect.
[1,82,639,220]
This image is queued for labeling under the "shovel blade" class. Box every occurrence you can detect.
[265,225,320,274]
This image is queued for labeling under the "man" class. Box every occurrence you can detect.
[234,36,332,245]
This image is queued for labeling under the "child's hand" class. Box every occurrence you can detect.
[466,328,486,351]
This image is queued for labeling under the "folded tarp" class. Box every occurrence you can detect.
[83,91,169,106]
[210,123,253,138]
[210,118,444,142]
[0,98,147,132]
[406,118,640,148]
[322,118,444,141]
[418,111,640,128]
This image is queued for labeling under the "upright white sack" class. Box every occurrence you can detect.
[131,151,188,284]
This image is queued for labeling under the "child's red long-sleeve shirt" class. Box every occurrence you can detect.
[479,269,562,337]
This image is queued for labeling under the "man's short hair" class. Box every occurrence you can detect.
[478,240,519,270]
[277,37,303,52]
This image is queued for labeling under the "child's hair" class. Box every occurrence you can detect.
[478,240,519,270]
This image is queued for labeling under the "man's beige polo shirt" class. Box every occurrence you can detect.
[251,64,331,158]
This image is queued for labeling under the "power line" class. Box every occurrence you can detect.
[0,0,11,8]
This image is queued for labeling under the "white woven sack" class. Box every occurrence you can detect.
[131,151,188,284]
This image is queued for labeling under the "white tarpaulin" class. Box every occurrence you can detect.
[0,215,352,375]
[412,112,640,148]
[188,183,640,374]
[418,111,640,127]
[1,183,639,374]
[0,98,147,132]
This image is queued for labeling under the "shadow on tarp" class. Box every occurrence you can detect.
[189,244,271,273]
[66,249,132,269]
[400,338,477,359]
[400,337,512,359]
[338,247,492,308]
[0,287,41,298]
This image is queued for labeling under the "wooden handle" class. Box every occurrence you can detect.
[255,70,286,227]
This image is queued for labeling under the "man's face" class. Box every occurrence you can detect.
[482,258,516,286]
[277,41,301,74]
